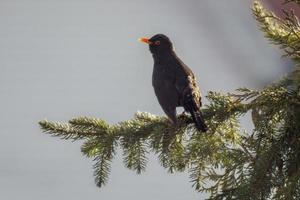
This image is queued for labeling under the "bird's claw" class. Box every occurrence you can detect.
[178,111,193,124]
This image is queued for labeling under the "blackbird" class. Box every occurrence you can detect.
[139,34,207,132]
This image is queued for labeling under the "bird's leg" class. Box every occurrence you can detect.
[182,110,186,115]
[178,110,193,124]
[163,107,179,129]
[165,120,179,140]
[178,110,187,118]
[165,117,180,135]
[165,118,175,127]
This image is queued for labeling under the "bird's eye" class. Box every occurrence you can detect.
[155,40,161,45]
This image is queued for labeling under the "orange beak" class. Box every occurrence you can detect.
[139,37,152,45]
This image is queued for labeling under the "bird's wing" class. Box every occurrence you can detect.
[181,75,207,131]
[182,75,202,108]
[174,64,202,107]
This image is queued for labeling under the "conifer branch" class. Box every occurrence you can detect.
[38,1,300,198]
[253,1,300,61]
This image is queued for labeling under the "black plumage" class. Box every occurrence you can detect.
[140,34,207,132]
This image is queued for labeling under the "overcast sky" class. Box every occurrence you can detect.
[0,0,289,199]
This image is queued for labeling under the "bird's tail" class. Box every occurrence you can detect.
[190,110,208,132]
[183,93,208,132]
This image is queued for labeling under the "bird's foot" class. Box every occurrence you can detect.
[178,111,187,120]
[165,119,180,133]
[178,111,193,124]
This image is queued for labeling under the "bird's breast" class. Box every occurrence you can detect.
[152,64,176,88]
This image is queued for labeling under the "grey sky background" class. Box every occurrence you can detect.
[0,0,289,199]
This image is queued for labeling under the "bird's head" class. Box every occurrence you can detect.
[139,34,173,55]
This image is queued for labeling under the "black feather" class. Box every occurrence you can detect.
[144,34,207,132]
[183,94,207,132]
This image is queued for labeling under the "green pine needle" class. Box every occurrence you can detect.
[38,1,300,198]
